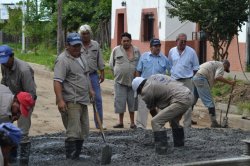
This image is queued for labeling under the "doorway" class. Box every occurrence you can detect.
[117,13,124,45]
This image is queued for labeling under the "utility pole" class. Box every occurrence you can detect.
[21,0,26,53]
[57,0,63,55]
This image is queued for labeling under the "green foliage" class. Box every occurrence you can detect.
[104,66,114,80]
[102,46,111,62]
[14,43,56,70]
[167,0,250,60]
[212,81,231,97]
[237,101,250,114]
[2,8,22,38]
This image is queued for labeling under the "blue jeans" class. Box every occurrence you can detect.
[192,75,215,108]
[89,72,103,128]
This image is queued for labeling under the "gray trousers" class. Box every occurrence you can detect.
[60,103,89,141]
[136,96,149,129]
[151,102,190,131]
[18,107,34,143]
[176,78,194,128]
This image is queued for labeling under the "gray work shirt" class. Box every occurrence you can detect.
[196,61,224,87]
[0,84,13,118]
[82,40,105,73]
[54,50,91,105]
[1,57,36,99]
[141,74,191,110]
[109,45,140,86]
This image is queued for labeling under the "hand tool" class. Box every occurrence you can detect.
[221,75,236,128]
[92,102,112,164]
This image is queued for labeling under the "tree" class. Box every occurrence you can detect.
[2,7,22,45]
[166,0,250,60]
[92,0,112,47]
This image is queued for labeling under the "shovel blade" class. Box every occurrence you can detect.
[221,117,228,128]
[101,145,112,165]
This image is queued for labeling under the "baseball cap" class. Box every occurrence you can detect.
[0,122,22,145]
[132,77,146,97]
[0,45,13,64]
[223,59,230,73]
[66,32,82,45]
[16,92,35,117]
[150,38,161,47]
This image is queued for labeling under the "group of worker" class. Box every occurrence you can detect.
[110,32,235,154]
[0,25,236,165]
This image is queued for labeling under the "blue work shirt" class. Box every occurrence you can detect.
[168,46,199,80]
[136,51,170,79]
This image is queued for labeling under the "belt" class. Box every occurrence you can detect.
[89,71,97,75]
[176,77,192,81]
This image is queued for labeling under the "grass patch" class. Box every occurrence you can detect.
[7,43,57,70]
[103,66,114,80]
[237,102,250,114]
[211,82,231,97]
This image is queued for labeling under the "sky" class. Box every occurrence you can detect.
[0,0,22,4]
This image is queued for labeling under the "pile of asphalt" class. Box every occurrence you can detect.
[29,128,250,166]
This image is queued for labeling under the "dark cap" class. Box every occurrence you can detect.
[66,33,82,45]
[150,38,161,47]
[223,59,230,73]
[0,45,13,64]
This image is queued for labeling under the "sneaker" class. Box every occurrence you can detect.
[102,125,107,130]
[130,124,137,129]
[113,124,124,128]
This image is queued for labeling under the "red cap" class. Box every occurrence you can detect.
[16,92,35,117]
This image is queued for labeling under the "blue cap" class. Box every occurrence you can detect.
[0,123,22,145]
[0,45,13,64]
[66,32,82,45]
[150,38,161,46]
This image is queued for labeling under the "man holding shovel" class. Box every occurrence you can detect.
[54,32,94,160]
[132,74,193,154]
[192,60,236,128]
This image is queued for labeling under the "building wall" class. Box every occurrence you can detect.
[206,39,247,71]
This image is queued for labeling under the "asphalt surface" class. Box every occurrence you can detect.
[28,128,250,166]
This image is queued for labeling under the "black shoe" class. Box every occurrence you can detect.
[130,124,137,129]
[113,124,124,128]
[191,120,197,125]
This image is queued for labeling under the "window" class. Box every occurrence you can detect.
[143,13,154,41]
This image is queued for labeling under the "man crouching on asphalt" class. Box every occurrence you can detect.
[132,74,193,154]
[54,32,94,160]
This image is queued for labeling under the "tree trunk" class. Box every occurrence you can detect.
[57,0,63,55]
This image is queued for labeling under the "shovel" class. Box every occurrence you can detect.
[221,75,236,128]
[92,102,112,165]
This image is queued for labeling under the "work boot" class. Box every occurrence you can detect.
[71,140,84,160]
[65,140,75,159]
[19,142,31,166]
[9,146,18,163]
[172,127,184,147]
[209,114,221,128]
[154,131,168,155]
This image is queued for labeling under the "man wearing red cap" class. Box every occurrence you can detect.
[0,84,35,123]
[0,45,36,165]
